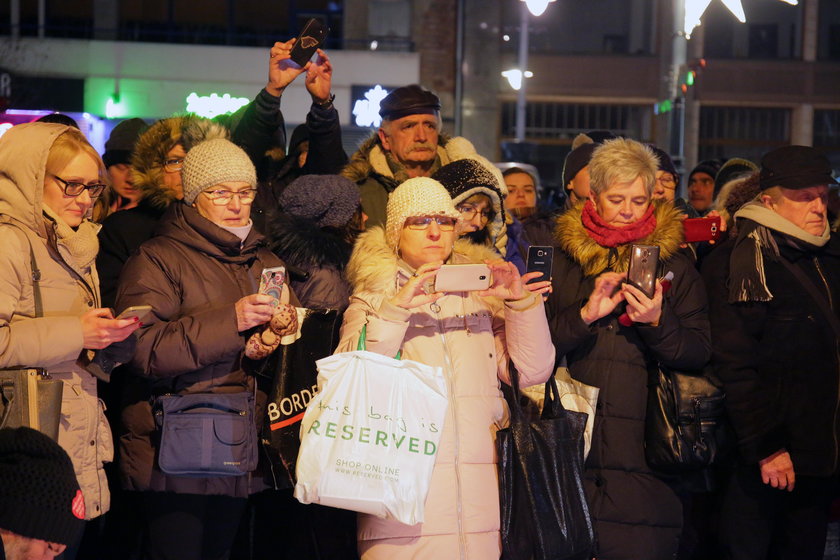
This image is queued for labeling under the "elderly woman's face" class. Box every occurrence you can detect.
[398,215,457,269]
[193,181,256,228]
[590,176,650,227]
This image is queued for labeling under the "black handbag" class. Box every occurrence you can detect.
[249,308,343,489]
[497,368,595,560]
[644,365,727,475]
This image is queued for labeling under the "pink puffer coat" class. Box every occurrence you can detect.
[337,227,555,560]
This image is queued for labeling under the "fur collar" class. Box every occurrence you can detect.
[346,226,499,297]
[554,200,685,277]
[265,212,352,270]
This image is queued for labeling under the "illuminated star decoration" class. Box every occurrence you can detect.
[685,0,797,38]
[352,85,390,128]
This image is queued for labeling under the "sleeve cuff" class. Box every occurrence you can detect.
[505,291,540,312]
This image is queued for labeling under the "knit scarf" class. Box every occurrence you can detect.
[728,201,830,303]
[581,199,657,247]
[42,206,100,278]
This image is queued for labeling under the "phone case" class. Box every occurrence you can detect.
[626,245,659,299]
[526,246,554,282]
[683,216,721,243]
[289,19,329,67]
[259,266,286,309]
[434,264,492,292]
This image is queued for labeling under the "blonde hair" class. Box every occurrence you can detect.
[588,138,657,197]
[45,127,106,181]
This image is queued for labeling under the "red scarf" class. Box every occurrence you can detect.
[581,200,656,247]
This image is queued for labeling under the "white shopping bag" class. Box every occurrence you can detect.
[294,344,448,526]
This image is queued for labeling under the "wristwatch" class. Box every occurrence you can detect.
[315,93,335,109]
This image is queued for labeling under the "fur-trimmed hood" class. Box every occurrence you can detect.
[342,134,507,195]
[346,226,499,297]
[265,212,353,271]
[554,200,685,277]
[130,115,228,210]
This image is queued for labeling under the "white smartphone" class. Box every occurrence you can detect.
[434,264,492,293]
[116,305,153,323]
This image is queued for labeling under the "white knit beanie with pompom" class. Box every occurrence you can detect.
[385,177,459,251]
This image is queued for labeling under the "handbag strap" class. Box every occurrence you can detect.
[2,221,43,317]
[777,255,840,338]
[507,365,566,423]
[357,324,402,360]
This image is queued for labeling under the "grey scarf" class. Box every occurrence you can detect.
[728,201,829,303]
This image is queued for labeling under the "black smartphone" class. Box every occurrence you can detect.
[626,244,660,299]
[526,246,554,282]
[289,18,329,67]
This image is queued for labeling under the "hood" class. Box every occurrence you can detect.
[265,212,353,271]
[346,226,499,297]
[131,115,228,210]
[0,123,70,233]
[554,200,685,277]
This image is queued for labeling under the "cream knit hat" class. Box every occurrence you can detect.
[385,177,459,250]
[181,138,257,204]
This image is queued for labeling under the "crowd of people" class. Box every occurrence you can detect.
[0,37,838,560]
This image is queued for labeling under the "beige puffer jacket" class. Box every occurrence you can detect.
[337,228,555,560]
[0,123,112,519]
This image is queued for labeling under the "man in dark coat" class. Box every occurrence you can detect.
[701,145,840,560]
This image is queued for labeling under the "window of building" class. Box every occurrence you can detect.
[698,106,790,162]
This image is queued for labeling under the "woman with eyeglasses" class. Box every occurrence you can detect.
[0,123,141,556]
[336,178,554,559]
[114,138,299,560]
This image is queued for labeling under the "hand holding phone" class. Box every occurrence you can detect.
[683,216,722,243]
[289,18,330,67]
[116,305,153,323]
[259,267,287,310]
[526,246,554,282]
[434,264,492,293]
[626,245,660,299]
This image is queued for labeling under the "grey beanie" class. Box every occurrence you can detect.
[279,174,361,228]
[181,138,257,204]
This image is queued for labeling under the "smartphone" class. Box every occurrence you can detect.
[683,216,722,243]
[526,246,554,282]
[289,18,330,67]
[434,264,492,293]
[259,266,286,309]
[626,245,660,299]
[116,305,152,323]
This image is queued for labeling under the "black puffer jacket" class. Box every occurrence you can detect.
[115,203,294,497]
[702,221,840,476]
[546,201,711,560]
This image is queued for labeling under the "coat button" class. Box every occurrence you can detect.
[606,324,614,331]
[595,477,605,487]
[89,440,95,446]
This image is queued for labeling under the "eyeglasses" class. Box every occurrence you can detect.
[456,204,493,222]
[163,158,185,172]
[202,188,258,206]
[51,175,106,198]
[404,215,457,231]
[656,175,677,190]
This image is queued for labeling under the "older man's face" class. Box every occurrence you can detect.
[378,114,440,167]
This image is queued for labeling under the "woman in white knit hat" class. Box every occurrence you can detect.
[114,138,299,560]
[336,177,555,559]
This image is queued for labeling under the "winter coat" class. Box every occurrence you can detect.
[342,135,484,229]
[337,227,555,560]
[265,212,353,311]
[97,115,229,308]
[0,123,112,519]
[251,102,348,233]
[702,221,840,476]
[115,202,293,497]
[546,201,711,560]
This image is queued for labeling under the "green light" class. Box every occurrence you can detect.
[185,92,250,118]
[686,71,695,86]
[105,94,128,119]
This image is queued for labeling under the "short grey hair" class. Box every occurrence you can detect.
[588,138,658,197]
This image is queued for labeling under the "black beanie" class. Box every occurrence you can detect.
[279,174,361,228]
[562,143,598,188]
[714,157,758,196]
[647,144,679,178]
[0,427,85,545]
[103,118,148,168]
[689,159,722,183]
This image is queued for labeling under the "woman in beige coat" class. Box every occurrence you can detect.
[0,123,139,553]
[336,177,555,559]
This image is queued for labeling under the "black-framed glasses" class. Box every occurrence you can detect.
[51,175,106,198]
[404,215,457,231]
[163,158,185,172]
[456,204,493,222]
[202,188,258,206]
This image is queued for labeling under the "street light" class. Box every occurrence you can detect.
[501,69,533,91]
[523,0,556,17]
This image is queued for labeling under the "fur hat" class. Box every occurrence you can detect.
[279,174,360,228]
[759,146,838,191]
[715,158,757,196]
[103,118,148,168]
[181,138,257,204]
[0,427,85,546]
[432,158,506,254]
[385,177,458,250]
[379,84,441,120]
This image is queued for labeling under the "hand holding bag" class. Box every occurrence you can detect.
[497,368,595,560]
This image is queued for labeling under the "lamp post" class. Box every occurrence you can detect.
[511,0,555,143]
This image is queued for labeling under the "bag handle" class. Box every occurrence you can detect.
[507,365,567,424]
[357,324,401,360]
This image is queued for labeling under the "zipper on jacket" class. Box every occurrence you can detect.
[431,302,467,560]
[814,257,840,473]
